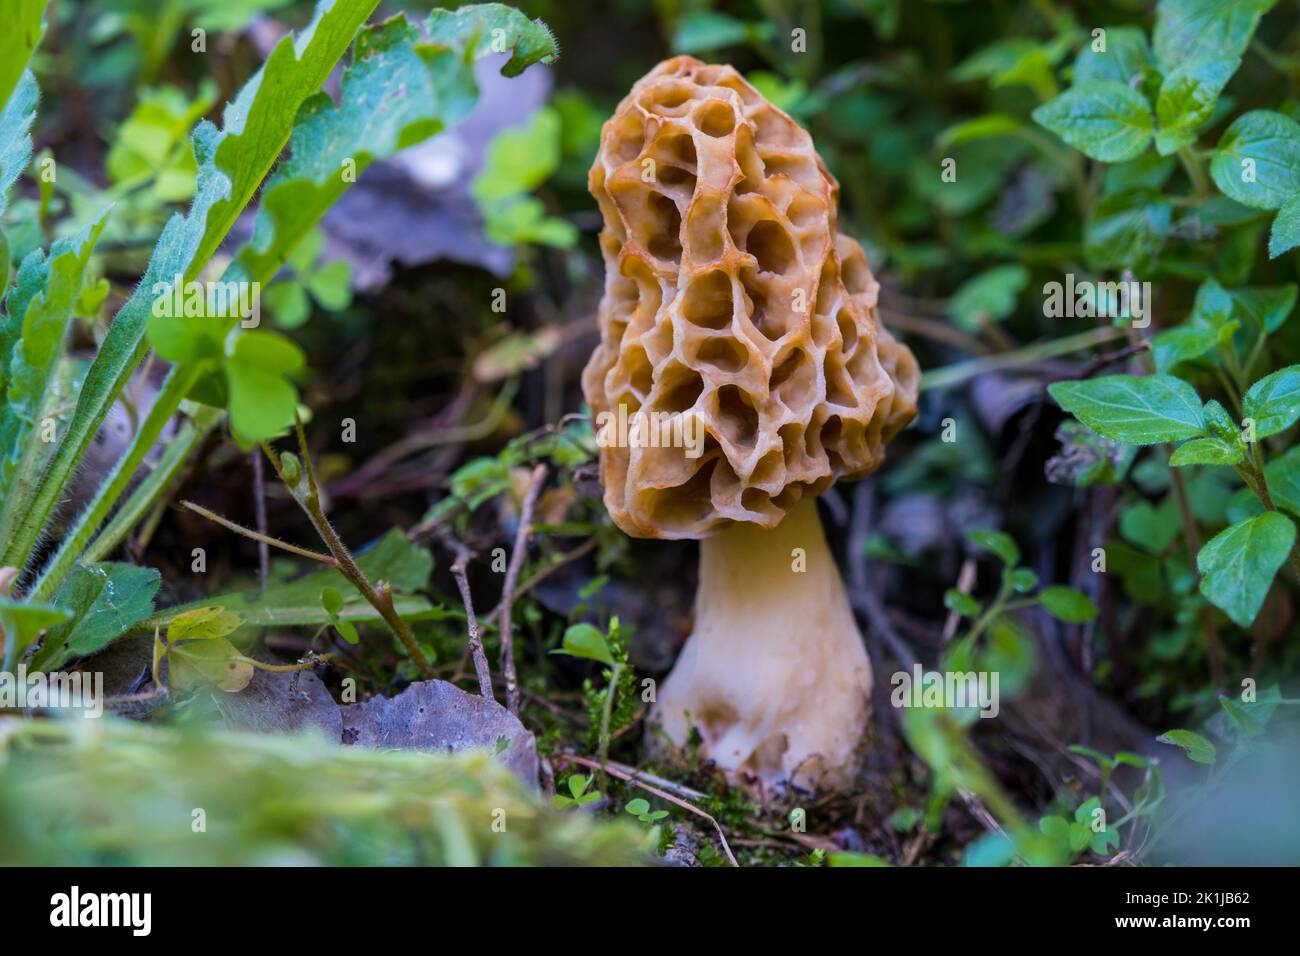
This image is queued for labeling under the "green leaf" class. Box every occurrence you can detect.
[1229,284,1296,332]
[225,330,305,443]
[966,529,1019,565]
[473,107,575,248]
[0,0,45,111]
[0,597,70,660]
[1264,445,1300,515]
[936,114,1023,148]
[1170,436,1243,466]
[425,2,559,78]
[305,260,351,311]
[264,281,310,328]
[30,563,160,671]
[1119,497,1183,553]
[943,589,982,617]
[0,71,37,219]
[149,529,436,631]
[321,586,345,617]
[1073,26,1151,85]
[1084,190,1171,270]
[557,623,615,666]
[1210,110,1300,210]
[1153,0,1276,71]
[1197,512,1295,627]
[1048,374,1205,444]
[1156,728,1217,765]
[1269,195,1300,258]
[0,215,109,554]
[1155,56,1239,155]
[168,606,244,642]
[1007,568,1039,592]
[1039,586,1099,623]
[1242,364,1300,437]
[167,635,254,693]
[671,11,770,54]
[949,265,1028,329]
[1151,324,1220,372]
[1032,81,1153,163]
[233,10,503,289]
[9,0,381,572]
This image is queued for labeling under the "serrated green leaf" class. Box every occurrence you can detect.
[29,562,160,672]
[1170,436,1242,466]
[1211,109,1300,210]
[1039,586,1099,622]
[1151,324,1220,372]
[1153,0,1276,72]
[8,0,381,572]
[1157,728,1217,764]
[1242,364,1300,437]
[1155,55,1238,155]
[1269,195,1300,258]
[1264,445,1300,515]
[1048,374,1205,444]
[1032,81,1153,163]
[0,70,37,218]
[0,215,108,547]
[1073,26,1151,85]
[1197,512,1295,627]
[426,2,558,77]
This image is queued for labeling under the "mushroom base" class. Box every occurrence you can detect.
[651,496,872,791]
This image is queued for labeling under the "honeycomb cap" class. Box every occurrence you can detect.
[582,56,919,540]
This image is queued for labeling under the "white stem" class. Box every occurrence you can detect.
[653,495,872,790]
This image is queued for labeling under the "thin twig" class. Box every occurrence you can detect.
[259,423,436,680]
[180,501,337,565]
[483,537,599,626]
[498,464,547,715]
[556,753,739,867]
[447,539,495,701]
[252,448,269,589]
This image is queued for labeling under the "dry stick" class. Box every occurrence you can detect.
[252,449,270,590]
[260,424,436,680]
[482,537,599,627]
[498,464,547,715]
[556,753,740,868]
[447,540,495,700]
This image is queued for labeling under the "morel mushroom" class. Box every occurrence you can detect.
[582,57,919,790]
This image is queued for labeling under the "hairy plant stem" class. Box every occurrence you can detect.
[84,405,223,565]
[29,362,204,602]
[261,421,435,679]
